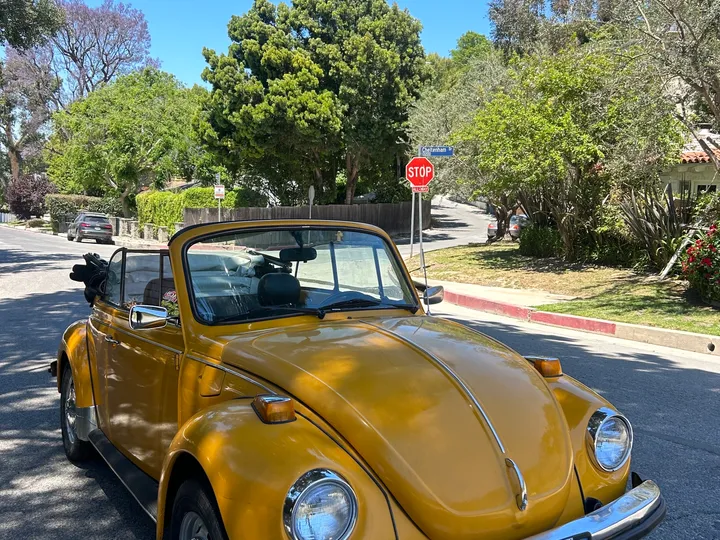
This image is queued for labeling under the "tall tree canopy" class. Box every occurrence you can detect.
[0,0,62,49]
[47,69,200,216]
[1,0,155,191]
[199,0,427,205]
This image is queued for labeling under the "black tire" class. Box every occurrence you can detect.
[75,234,82,243]
[95,239,102,244]
[60,365,92,462]
[66,234,73,241]
[167,478,228,540]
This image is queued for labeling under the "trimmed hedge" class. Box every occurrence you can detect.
[137,187,267,233]
[45,194,124,232]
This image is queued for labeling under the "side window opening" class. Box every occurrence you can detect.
[104,252,122,306]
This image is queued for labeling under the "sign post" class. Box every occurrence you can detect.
[405,156,435,311]
[410,192,416,259]
[308,186,315,219]
[214,184,225,222]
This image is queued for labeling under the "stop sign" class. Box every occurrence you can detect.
[406,157,434,192]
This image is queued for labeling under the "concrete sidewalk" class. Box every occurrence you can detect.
[433,278,719,357]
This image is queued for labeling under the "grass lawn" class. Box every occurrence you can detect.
[409,243,720,336]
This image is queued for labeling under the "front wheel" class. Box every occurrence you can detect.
[167,478,228,540]
[60,365,92,462]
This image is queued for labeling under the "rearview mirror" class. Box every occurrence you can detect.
[423,285,444,305]
[280,247,318,263]
[129,305,168,330]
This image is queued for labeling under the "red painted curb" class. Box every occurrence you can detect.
[444,291,532,320]
[529,311,616,334]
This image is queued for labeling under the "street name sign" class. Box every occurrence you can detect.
[406,157,434,193]
[419,146,454,157]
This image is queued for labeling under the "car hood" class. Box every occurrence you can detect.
[222,316,574,540]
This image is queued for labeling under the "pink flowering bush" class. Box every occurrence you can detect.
[683,224,720,303]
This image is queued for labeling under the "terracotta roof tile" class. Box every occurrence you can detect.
[681,149,720,163]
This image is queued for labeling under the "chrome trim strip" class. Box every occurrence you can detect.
[283,469,358,540]
[111,325,183,354]
[361,320,506,454]
[74,405,98,441]
[185,354,277,395]
[505,458,528,511]
[526,480,663,539]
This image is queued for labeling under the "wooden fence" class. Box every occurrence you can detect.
[183,200,431,235]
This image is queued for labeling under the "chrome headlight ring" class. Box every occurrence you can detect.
[586,407,634,472]
[283,469,358,540]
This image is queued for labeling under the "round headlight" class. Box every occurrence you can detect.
[284,469,357,540]
[586,408,633,472]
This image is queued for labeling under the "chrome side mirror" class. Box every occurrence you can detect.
[424,285,444,305]
[129,305,168,330]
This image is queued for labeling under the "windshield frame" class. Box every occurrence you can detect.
[181,224,419,326]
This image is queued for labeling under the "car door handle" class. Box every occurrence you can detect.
[105,335,120,345]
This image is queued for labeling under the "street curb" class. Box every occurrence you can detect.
[444,290,718,357]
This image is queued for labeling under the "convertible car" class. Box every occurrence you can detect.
[53,220,665,540]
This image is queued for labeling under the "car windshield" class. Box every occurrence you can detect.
[185,227,416,324]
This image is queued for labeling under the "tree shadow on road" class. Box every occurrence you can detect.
[0,288,154,540]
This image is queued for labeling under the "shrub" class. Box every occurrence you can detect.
[26,218,46,228]
[6,174,56,219]
[45,194,124,232]
[519,225,563,258]
[682,224,720,303]
[137,187,268,233]
[694,191,720,225]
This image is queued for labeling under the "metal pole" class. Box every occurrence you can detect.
[419,193,430,315]
[410,192,416,259]
[218,199,221,222]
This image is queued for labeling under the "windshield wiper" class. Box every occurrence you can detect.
[213,306,323,324]
[318,298,419,314]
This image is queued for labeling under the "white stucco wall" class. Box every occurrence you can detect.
[661,162,719,196]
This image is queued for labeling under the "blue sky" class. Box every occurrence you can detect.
[86,0,491,87]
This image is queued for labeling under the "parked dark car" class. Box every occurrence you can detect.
[67,212,114,244]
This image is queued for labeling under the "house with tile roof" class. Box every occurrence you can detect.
[660,128,719,197]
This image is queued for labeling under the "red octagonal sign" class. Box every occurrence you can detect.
[406,157,434,192]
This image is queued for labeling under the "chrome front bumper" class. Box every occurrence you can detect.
[527,480,665,540]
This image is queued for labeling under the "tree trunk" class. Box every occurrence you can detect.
[119,184,133,217]
[344,153,360,205]
[4,122,21,183]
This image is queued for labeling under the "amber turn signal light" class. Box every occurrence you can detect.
[524,356,563,378]
[252,394,296,424]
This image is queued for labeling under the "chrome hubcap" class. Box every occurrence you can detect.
[64,379,77,444]
[179,511,210,540]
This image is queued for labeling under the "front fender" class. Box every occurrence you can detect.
[547,375,630,506]
[158,400,397,539]
[57,320,94,408]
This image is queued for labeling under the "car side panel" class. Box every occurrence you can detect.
[157,401,397,540]
[547,375,629,508]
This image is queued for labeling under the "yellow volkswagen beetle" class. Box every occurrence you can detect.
[54,220,665,540]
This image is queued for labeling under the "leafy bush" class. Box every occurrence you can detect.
[26,218,46,228]
[137,187,268,233]
[6,174,56,219]
[683,224,720,303]
[694,191,720,225]
[519,225,563,258]
[45,194,124,232]
[620,189,683,269]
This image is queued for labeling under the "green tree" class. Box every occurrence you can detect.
[47,69,201,216]
[199,0,427,205]
[0,0,62,49]
[456,48,683,259]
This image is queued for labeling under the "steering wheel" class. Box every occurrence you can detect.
[317,290,377,308]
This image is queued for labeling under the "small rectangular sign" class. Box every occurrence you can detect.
[412,186,430,193]
[419,146,454,157]
[214,185,226,199]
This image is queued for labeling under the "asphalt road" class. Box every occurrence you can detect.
[1,226,718,539]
